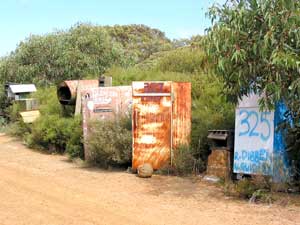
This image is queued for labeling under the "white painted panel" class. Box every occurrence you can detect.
[234,95,274,175]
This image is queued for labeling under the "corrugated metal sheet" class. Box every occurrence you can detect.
[132,81,191,170]
[9,84,37,93]
[82,86,132,160]
[57,80,99,105]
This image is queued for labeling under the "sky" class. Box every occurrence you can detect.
[0,0,225,56]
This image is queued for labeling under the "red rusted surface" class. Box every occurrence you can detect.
[57,80,99,105]
[132,81,191,170]
[81,86,132,160]
[172,82,191,148]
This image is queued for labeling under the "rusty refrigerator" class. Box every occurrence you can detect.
[132,81,191,170]
[81,86,132,160]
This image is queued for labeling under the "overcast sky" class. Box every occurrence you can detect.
[0,0,225,56]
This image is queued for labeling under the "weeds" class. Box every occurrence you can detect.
[223,175,274,204]
[85,116,132,168]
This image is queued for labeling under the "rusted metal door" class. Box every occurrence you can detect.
[132,82,172,170]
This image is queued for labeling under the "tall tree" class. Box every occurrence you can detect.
[206,0,300,174]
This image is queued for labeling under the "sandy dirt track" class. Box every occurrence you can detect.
[0,134,299,225]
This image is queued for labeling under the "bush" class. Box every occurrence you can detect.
[24,115,82,154]
[6,120,31,137]
[224,176,273,203]
[86,116,132,168]
[66,116,84,159]
[156,47,209,74]
[18,87,84,157]
[170,145,204,176]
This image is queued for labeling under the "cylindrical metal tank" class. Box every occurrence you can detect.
[57,80,99,105]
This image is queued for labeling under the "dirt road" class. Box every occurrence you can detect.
[0,134,299,225]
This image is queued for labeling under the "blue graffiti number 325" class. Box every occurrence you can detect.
[239,110,271,141]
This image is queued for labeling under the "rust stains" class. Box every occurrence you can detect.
[132,81,191,170]
[172,82,191,148]
[81,86,132,160]
[57,80,99,105]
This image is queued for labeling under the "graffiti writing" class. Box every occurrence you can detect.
[239,110,272,141]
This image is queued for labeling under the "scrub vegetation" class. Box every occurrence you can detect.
[0,0,299,186]
[0,24,234,173]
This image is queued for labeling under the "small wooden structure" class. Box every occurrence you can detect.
[5,83,37,101]
[5,83,40,123]
[207,130,234,179]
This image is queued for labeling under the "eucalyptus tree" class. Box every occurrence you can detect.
[206,0,300,173]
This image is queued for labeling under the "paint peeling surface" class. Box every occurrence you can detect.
[82,86,132,159]
[273,102,291,182]
[57,80,99,105]
[132,81,191,170]
[233,94,291,181]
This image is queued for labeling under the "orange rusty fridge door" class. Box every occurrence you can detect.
[172,82,191,148]
[132,81,172,170]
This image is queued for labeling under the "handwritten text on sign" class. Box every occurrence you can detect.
[234,108,274,175]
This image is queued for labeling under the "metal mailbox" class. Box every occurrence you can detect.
[81,86,132,160]
[57,80,99,105]
[132,81,191,170]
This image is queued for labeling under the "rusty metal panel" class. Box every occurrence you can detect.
[81,86,132,160]
[172,82,191,148]
[132,81,191,170]
[132,81,172,170]
[57,80,99,105]
[132,81,191,169]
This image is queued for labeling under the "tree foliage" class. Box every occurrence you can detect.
[105,24,173,62]
[206,0,300,175]
[206,0,300,110]
[0,24,172,86]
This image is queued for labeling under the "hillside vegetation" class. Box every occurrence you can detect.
[0,23,234,173]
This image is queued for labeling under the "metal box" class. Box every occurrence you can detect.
[81,86,132,160]
[57,80,99,105]
[132,81,191,170]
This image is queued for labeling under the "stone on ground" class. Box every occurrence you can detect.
[137,163,153,178]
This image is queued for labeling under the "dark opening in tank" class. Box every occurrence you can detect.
[57,86,72,105]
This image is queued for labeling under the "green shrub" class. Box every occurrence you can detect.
[171,145,204,176]
[24,114,82,154]
[32,86,71,117]
[4,102,31,137]
[6,102,22,122]
[18,87,84,156]
[235,178,258,199]
[6,120,31,137]
[66,116,84,159]
[156,47,209,74]
[86,116,132,168]
[223,176,273,203]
